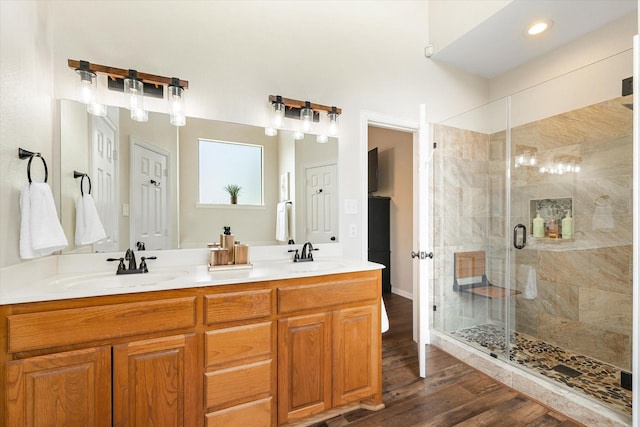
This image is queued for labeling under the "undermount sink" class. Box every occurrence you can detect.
[48,270,190,290]
[282,261,345,273]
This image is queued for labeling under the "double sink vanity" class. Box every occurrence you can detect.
[0,245,384,426]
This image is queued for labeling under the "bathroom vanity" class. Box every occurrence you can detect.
[0,254,383,426]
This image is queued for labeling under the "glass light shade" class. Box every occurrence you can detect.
[130,107,148,122]
[265,127,278,136]
[300,102,313,133]
[272,97,285,129]
[76,69,97,105]
[124,78,144,112]
[87,102,107,116]
[327,107,339,137]
[168,85,186,126]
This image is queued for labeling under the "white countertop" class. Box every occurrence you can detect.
[0,246,383,305]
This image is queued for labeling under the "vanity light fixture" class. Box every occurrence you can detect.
[67,59,189,126]
[74,60,106,117]
[265,95,342,140]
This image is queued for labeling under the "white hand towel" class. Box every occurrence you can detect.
[522,265,537,300]
[75,194,106,245]
[275,201,289,242]
[20,182,68,259]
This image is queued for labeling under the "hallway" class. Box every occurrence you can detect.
[307,293,584,426]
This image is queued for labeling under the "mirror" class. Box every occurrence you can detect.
[58,99,338,253]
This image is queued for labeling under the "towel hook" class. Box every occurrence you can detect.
[18,148,48,184]
[73,171,92,196]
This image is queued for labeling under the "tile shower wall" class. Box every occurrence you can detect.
[509,96,633,371]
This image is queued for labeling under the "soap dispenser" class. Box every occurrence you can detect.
[533,212,545,238]
[220,226,235,264]
[562,210,573,239]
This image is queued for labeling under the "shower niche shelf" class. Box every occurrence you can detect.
[529,197,573,239]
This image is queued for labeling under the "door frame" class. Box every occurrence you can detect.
[360,109,430,375]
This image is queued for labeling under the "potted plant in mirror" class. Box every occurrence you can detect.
[224,184,242,204]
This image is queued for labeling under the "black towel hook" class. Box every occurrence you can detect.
[19,148,48,184]
[73,171,92,196]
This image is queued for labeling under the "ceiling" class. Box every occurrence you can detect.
[431,0,638,79]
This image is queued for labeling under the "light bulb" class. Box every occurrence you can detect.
[265,127,277,136]
[317,134,328,144]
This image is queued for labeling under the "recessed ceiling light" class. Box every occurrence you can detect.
[527,20,553,36]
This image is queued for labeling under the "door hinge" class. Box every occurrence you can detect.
[433,142,437,149]
[432,305,437,312]
[113,149,118,160]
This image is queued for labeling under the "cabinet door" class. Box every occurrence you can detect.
[333,305,380,406]
[113,333,197,427]
[278,313,332,425]
[5,346,111,427]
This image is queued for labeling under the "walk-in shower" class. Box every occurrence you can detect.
[431,51,634,425]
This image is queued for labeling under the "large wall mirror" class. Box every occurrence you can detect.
[58,99,339,254]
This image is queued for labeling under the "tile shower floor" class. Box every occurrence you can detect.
[451,323,632,416]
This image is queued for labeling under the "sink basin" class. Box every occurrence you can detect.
[283,261,345,273]
[48,271,190,290]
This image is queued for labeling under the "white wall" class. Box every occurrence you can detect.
[0,0,490,268]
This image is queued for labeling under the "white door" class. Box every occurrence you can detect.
[415,105,435,378]
[91,114,118,253]
[130,138,169,250]
[305,163,338,243]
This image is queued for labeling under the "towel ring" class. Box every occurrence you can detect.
[27,154,48,184]
[73,171,92,196]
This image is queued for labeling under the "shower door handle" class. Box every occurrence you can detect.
[513,224,527,249]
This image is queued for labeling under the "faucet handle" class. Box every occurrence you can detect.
[107,257,126,272]
[287,249,300,260]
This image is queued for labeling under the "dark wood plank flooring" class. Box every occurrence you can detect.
[309,293,585,427]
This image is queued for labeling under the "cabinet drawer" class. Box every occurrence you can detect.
[278,276,378,314]
[204,289,272,325]
[7,297,197,352]
[205,359,272,409]
[205,397,272,427]
[205,322,272,368]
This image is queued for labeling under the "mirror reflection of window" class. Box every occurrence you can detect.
[198,139,263,205]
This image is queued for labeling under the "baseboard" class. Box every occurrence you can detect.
[391,288,413,300]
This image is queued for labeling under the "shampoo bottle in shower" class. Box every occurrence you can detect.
[533,212,545,238]
[562,211,573,239]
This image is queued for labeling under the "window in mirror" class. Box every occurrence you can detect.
[198,139,263,205]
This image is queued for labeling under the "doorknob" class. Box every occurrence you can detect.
[411,251,433,260]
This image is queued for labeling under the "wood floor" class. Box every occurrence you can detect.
[308,293,585,427]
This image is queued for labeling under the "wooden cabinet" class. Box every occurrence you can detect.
[277,313,332,424]
[113,333,197,427]
[2,270,381,427]
[6,346,112,427]
[277,273,382,425]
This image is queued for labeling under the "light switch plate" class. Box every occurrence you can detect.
[349,224,358,238]
[344,199,358,215]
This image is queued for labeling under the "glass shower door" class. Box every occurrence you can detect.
[431,98,513,361]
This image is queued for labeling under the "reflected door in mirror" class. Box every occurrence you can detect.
[306,164,338,243]
[92,115,118,252]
